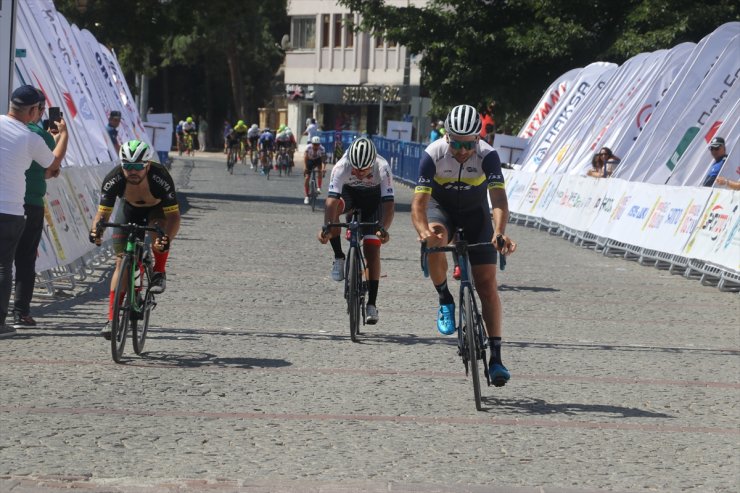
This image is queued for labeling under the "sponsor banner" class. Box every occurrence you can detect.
[641,35,740,184]
[518,68,580,139]
[523,173,563,220]
[637,186,711,255]
[683,189,740,271]
[666,91,740,186]
[542,175,608,232]
[521,62,616,172]
[584,179,630,238]
[615,23,739,182]
[502,171,535,215]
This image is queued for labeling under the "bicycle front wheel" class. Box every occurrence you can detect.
[462,285,482,410]
[132,264,154,355]
[347,247,361,342]
[111,256,133,363]
[309,177,318,211]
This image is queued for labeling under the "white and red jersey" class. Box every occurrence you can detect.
[327,154,395,202]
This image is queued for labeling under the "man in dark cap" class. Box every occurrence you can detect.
[0,85,69,337]
[107,110,122,152]
[702,137,728,187]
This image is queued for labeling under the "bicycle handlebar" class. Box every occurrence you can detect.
[98,222,165,236]
[420,238,506,278]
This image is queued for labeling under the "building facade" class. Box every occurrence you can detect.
[284,0,429,143]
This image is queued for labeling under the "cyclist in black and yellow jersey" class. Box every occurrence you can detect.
[411,104,516,385]
[89,140,181,340]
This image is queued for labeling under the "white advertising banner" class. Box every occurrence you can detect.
[0,0,17,113]
[683,189,740,271]
[518,68,580,139]
[542,175,605,232]
[521,174,563,220]
[638,186,712,255]
[503,171,535,215]
[614,22,740,182]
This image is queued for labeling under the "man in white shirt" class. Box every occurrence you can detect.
[0,85,68,337]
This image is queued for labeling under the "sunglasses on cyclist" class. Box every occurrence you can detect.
[122,162,146,171]
[449,139,477,151]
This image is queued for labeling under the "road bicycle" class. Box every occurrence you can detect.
[99,221,163,363]
[184,132,195,157]
[249,142,259,169]
[421,229,507,411]
[260,149,272,179]
[307,168,320,211]
[226,145,237,174]
[323,213,383,342]
[239,139,248,167]
[276,148,291,176]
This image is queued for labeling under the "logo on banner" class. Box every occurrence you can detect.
[702,204,731,241]
[666,127,699,171]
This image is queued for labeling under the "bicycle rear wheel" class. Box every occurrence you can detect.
[132,263,154,355]
[310,177,318,211]
[347,246,360,342]
[111,256,133,363]
[462,285,482,410]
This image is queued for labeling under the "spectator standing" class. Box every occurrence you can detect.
[429,121,440,142]
[12,89,60,328]
[106,110,121,153]
[0,85,68,337]
[702,137,728,187]
[198,116,208,152]
[480,101,496,145]
[304,118,319,145]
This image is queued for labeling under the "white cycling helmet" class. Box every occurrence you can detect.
[310,136,321,144]
[119,139,155,164]
[444,104,481,137]
[347,136,377,170]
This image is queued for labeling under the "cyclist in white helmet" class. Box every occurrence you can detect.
[411,104,516,386]
[89,140,181,340]
[318,136,395,325]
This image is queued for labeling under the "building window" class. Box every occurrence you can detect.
[388,37,397,48]
[345,14,354,47]
[292,17,315,49]
[322,14,330,48]
[374,32,383,48]
[334,14,342,47]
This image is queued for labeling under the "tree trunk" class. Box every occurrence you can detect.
[226,51,245,118]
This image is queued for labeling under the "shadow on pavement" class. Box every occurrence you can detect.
[480,396,674,419]
[123,351,291,369]
[499,284,560,293]
[181,191,306,208]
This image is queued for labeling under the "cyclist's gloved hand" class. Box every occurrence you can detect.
[89,229,102,246]
[154,234,170,252]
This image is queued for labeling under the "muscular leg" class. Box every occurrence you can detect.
[425,223,449,286]
[471,263,501,338]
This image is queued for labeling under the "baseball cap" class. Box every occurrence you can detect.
[109,110,122,118]
[709,137,725,148]
[11,85,44,106]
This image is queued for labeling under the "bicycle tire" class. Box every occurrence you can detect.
[111,255,132,363]
[347,247,360,342]
[309,175,318,211]
[462,285,482,410]
[132,263,153,355]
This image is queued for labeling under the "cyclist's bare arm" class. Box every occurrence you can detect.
[488,187,516,255]
[411,193,443,243]
[89,209,112,245]
[318,197,342,243]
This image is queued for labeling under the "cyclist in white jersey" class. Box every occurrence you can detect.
[304,136,326,203]
[411,104,517,386]
[318,137,395,324]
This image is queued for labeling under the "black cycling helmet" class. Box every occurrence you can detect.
[347,136,377,170]
[444,104,482,137]
[119,139,155,164]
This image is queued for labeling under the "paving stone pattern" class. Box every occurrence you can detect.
[1,153,738,493]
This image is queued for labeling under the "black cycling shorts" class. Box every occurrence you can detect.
[426,198,497,265]
[111,201,166,254]
[339,185,384,239]
[305,158,323,173]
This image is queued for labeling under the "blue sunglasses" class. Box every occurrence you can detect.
[449,140,476,151]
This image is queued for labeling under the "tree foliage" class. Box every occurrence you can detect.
[339,0,739,131]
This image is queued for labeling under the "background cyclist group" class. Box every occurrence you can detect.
[90,104,516,386]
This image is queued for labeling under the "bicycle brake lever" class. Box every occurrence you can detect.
[495,235,506,271]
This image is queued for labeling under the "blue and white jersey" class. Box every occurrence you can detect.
[328,155,395,202]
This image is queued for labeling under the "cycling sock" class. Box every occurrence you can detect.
[434,280,454,305]
[330,237,344,259]
[108,291,115,320]
[153,250,169,273]
[489,337,503,365]
[368,280,379,306]
[318,176,323,189]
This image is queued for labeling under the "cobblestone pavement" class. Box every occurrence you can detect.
[1,152,738,493]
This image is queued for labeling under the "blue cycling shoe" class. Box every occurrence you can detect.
[488,361,511,387]
[437,303,456,335]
